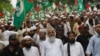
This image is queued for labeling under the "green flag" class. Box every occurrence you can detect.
[66,5,71,13]
[52,2,56,10]
[41,0,50,9]
[4,9,11,22]
[78,0,85,12]
[14,0,33,29]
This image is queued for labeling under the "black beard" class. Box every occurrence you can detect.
[24,44,31,49]
[89,19,93,26]
[69,39,75,44]
[78,21,81,25]
[29,34,34,37]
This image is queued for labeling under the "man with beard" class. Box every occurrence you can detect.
[37,29,47,53]
[23,35,39,56]
[0,34,24,56]
[63,31,85,56]
[41,23,64,56]
[86,21,100,56]
[29,25,37,38]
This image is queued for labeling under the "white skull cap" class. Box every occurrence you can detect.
[23,35,32,40]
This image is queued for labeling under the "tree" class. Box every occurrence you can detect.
[0,0,13,12]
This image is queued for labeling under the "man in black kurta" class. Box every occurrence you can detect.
[0,34,24,56]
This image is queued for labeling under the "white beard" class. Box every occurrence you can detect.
[48,36,55,43]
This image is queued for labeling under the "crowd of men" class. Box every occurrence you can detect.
[0,9,100,56]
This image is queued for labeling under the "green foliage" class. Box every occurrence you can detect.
[0,0,13,12]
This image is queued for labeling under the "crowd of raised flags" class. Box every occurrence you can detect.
[12,0,98,29]
[0,0,98,29]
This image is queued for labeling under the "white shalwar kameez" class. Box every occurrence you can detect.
[63,42,85,56]
[23,46,39,56]
[35,35,47,54]
[41,38,64,56]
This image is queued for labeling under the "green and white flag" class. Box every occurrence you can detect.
[78,0,85,12]
[14,0,33,29]
[65,4,71,13]
[52,2,56,10]
[41,0,50,9]
[4,9,11,22]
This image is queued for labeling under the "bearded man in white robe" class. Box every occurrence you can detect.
[41,23,64,56]
[63,31,85,56]
[23,35,39,56]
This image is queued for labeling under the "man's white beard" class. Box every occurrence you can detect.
[48,36,55,43]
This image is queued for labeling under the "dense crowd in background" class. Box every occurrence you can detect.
[0,9,100,56]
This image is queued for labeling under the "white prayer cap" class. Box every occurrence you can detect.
[46,23,56,35]
[86,12,90,15]
[93,6,97,11]
[68,14,74,19]
[46,23,55,31]
[60,15,64,18]
[84,16,87,18]
[52,16,58,19]
[35,23,39,26]
[69,14,74,17]
[46,23,56,36]
[46,14,51,18]
[75,15,80,19]
[30,25,37,31]
[39,29,46,33]
[60,15,66,19]
[23,35,32,40]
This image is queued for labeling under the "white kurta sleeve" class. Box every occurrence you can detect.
[86,37,94,55]
[79,43,85,56]
[41,43,46,56]
[10,31,19,35]
[35,47,40,56]
[63,44,68,56]
[59,40,64,56]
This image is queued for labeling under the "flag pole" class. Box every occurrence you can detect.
[22,0,27,28]
[23,0,33,28]
[31,0,37,21]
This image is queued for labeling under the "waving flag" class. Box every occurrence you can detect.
[78,0,85,12]
[14,0,33,29]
